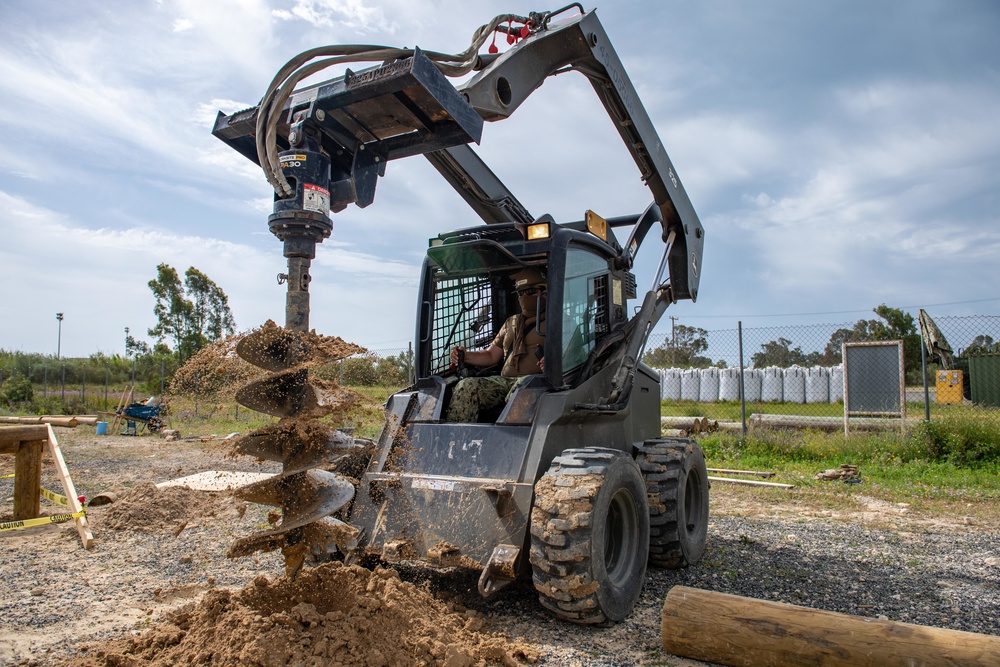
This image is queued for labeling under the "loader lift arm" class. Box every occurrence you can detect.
[450,8,704,302]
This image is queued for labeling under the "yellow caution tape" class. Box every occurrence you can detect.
[40,486,69,506]
[0,475,70,506]
[0,511,86,532]
[0,473,14,479]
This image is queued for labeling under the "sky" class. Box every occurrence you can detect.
[1,0,998,358]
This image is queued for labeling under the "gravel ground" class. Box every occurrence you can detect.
[2,428,998,666]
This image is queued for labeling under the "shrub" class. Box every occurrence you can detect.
[914,411,1000,466]
[1,373,33,405]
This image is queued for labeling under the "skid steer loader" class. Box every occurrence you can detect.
[212,5,709,624]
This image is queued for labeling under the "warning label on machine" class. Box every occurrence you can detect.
[303,183,330,215]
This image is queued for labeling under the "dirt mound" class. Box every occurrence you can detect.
[66,563,537,667]
[96,483,244,533]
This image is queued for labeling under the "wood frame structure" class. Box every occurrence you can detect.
[0,424,94,549]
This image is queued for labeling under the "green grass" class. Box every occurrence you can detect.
[699,409,1000,503]
[661,399,977,421]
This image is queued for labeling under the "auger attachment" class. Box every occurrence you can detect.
[229,321,366,577]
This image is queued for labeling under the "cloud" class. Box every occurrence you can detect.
[172,18,195,32]
[0,189,421,355]
[272,0,396,33]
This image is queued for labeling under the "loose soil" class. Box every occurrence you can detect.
[2,428,998,666]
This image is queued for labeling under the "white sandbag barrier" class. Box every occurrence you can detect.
[718,368,742,401]
[829,365,844,403]
[783,366,806,404]
[761,367,783,402]
[805,366,830,404]
[681,368,700,401]
[743,368,762,401]
[655,365,845,404]
[658,368,682,400]
[699,368,720,402]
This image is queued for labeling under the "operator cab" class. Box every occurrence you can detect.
[410,212,638,424]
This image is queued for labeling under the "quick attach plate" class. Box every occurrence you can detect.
[213,48,484,167]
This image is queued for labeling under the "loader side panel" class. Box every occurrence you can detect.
[401,423,531,479]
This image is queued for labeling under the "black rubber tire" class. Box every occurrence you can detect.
[529,447,649,624]
[636,438,709,568]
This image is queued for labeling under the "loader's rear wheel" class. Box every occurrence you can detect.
[636,438,709,568]
[529,448,649,624]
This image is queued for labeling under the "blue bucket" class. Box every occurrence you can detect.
[96,421,108,435]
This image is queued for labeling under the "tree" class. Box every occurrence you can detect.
[961,335,1000,357]
[148,264,236,359]
[751,337,819,368]
[643,324,715,368]
[125,333,150,358]
[820,304,920,372]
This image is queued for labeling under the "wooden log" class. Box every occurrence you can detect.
[0,416,78,427]
[74,417,98,426]
[0,416,43,425]
[13,440,44,520]
[750,414,920,431]
[0,425,50,452]
[707,476,794,489]
[715,420,744,432]
[661,416,704,433]
[662,586,1000,667]
[661,428,687,437]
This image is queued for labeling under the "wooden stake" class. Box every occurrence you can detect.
[45,425,94,549]
[707,468,775,478]
[662,586,1000,667]
[110,385,133,434]
[707,475,794,489]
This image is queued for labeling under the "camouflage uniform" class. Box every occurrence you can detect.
[446,267,546,423]
[445,375,520,423]
[446,312,543,422]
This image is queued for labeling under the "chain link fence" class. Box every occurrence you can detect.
[645,314,1000,432]
[4,315,998,432]
[0,354,180,415]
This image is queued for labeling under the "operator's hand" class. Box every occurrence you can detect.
[538,357,545,372]
[450,346,465,365]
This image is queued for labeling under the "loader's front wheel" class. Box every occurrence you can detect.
[529,448,649,624]
[636,438,709,568]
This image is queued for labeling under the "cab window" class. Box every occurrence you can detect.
[561,247,609,372]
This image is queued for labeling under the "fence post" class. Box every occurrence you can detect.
[105,366,109,410]
[131,358,135,385]
[82,364,87,409]
[920,324,931,422]
[738,321,747,437]
[61,364,66,412]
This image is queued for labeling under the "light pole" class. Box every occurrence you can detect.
[56,313,64,360]
[124,327,129,358]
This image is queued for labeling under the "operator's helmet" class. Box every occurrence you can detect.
[511,267,546,292]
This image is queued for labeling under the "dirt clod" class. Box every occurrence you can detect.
[64,563,537,667]
[95,482,245,533]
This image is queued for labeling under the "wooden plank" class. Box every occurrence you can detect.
[0,425,50,452]
[44,425,94,549]
[13,440,43,520]
[662,586,1000,667]
[110,386,132,434]
[708,475,794,489]
[707,468,775,478]
[109,387,128,434]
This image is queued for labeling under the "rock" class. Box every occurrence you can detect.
[179,555,193,565]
